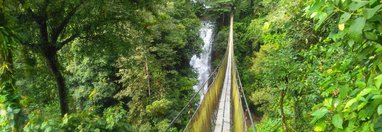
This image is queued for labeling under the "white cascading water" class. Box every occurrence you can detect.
[190,21,215,100]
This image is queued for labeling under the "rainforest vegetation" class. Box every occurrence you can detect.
[1,0,382,131]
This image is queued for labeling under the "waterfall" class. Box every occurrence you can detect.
[190,20,215,99]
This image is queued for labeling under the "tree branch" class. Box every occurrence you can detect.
[51,3,81,43]
[57,33,79,49]
[19,0,49,45]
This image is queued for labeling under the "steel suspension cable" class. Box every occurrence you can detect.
[164,60,223,132]
[183,51,228,132]
[235,64,256,132]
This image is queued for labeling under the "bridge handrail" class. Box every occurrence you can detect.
[183,49,229,132]
[164,56,223,132]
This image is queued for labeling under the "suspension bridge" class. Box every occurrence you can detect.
[166,12,256,132]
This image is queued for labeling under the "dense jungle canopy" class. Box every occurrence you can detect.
[1,0,382,131]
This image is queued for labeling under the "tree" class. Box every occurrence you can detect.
[3,0,88,116]
[114,0,202,130]
[2,0,164,116]
[1,0,202,131]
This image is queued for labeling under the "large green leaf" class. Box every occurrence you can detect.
[323,98,333,108]
[374,74,382,88]
[355,80,366,88]
[348,17,366,41]
[365,32,378,40]
[307,0,325,15]
[345,98,357,109]
[373,95,382,100]
[357,88,374,97]
[339,12,352,24]
[0,95,6,103]
[378,105,382,115]
[349,1,369,11]
[311,107,329,123]
[315,12,328,30]
[378,24,382,33]
[369,0,377,5]
[363,4,382,19]
[357,102,367,110]
[332,114,343,129]
[339,86,350,99]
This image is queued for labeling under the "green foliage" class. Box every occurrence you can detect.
[1,0,202,131]
[23,103,61,131]
[306,0,382,131]
[111,1,201,130]
[6,0,381,131]
[255,115,282,131]
[22,104,131,131]
[0,23,24,131]
[223,0,324,131]
[146,99,173,116]
[202,0,382,132]
[60,105,131,131]
[230,0,382,131]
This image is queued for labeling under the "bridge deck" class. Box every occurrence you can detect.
[213,13,234,132]
[213,54,232,132]
[166,11,255,132]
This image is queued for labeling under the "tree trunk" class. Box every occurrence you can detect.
[280,90,288,132]
[43,49,69,116]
